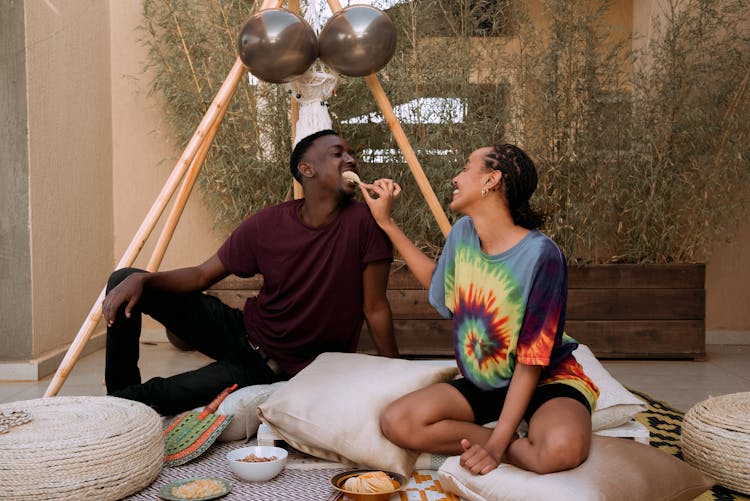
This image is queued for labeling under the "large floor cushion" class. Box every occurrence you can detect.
[0,396,163,501]
[257,352,458,477]
[438,435,714,501]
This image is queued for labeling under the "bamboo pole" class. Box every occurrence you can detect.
[292,101,304,199]
[44,0,286,398]
[43,58,247,397]
[262,0,282,9]
[288,0,305,200]
[146,109,224,271]
[363,74,452,236]
[325,0,451,237]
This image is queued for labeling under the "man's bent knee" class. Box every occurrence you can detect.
[107,267,145,292]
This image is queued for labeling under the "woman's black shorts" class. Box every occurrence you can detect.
[448,377,592,425]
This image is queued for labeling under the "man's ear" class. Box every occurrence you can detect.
[298,161,315,179]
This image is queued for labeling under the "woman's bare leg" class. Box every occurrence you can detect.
[380,383,494,455]
[504,397,592,474]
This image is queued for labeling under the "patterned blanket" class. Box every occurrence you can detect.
[125,438,452,500]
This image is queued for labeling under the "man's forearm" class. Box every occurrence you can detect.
[143,267,208,293]
[365,304,399,358]
[144,254,228,293]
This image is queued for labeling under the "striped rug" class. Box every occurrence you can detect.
[125,439,457,500]
[631,389,749,501]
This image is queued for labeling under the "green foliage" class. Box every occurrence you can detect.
[330,0,515,249]
[142,0,749,262]
[618,0,750,262]
[507,0,634,262]
[142,0,292,235]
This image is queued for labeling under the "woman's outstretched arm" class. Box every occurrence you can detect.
[359,179,437,289]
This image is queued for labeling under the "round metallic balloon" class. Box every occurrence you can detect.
[237,8,318,84]
[318,5,397,77]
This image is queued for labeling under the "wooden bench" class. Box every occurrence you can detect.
[206,263,705,359]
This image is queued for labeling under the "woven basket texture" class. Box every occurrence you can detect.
[0,396,163,501]
[681,392,750,495]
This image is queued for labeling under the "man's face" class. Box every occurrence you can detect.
[303,134,359,202]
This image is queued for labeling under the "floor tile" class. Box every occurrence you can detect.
[1,344,748,414]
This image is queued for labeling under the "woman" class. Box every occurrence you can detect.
[359,144,599,475]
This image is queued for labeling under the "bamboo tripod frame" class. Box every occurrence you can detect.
[44,0,451,397]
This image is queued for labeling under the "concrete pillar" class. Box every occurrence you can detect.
[0,0,114,379]
[1,0,33,362]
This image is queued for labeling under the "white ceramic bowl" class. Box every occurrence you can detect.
[226,445,288,482]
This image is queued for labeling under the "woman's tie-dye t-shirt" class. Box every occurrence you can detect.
[429,217,598,410]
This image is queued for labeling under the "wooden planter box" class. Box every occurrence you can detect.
[206,263,705,360]
[564,264,705,359]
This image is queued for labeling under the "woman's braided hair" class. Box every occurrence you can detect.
[484,144,546,229]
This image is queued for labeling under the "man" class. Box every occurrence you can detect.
[102,130,398,415]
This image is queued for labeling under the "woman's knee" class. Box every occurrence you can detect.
[538,430,590,473]
[107,267,145,292]
[380,401,417,447]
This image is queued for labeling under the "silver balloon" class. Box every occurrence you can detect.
[237,8,318,84]
[318,5,397,77]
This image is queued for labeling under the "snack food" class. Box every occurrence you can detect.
[342,171,361,185]
[238,453,278,463]
[171,478,226,499]
[343,471,399,493]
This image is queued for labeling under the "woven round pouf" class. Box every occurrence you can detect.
[0,396,163,501]
[681,392,750,494]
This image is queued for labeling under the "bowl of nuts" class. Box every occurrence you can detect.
[225,445,288,482]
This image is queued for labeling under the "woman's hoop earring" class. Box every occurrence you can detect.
[481,188,488,199]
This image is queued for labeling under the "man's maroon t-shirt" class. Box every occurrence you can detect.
[217,199,392,375]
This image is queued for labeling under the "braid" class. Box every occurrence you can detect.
[485,144,546,229]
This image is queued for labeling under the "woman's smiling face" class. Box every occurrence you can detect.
[449,146,496,213]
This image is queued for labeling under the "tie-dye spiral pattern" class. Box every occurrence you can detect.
[429,217,599,409]
[448,243,523,388]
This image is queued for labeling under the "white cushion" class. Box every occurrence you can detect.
[572,344,646,431]
[257,352,458,476]
[214,382,286,442]
[438,435,714,501]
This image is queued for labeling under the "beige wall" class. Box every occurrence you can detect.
[108,1,221,333]
[706,212,750,331]
[109,3,220,273]
[24,0,113,357]
[631,0,750,334]
[1,0,219,375]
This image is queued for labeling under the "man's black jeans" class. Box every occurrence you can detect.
[105,268,282,415]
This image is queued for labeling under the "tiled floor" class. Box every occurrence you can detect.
[1,342,748,412]
[603,344,750,411]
